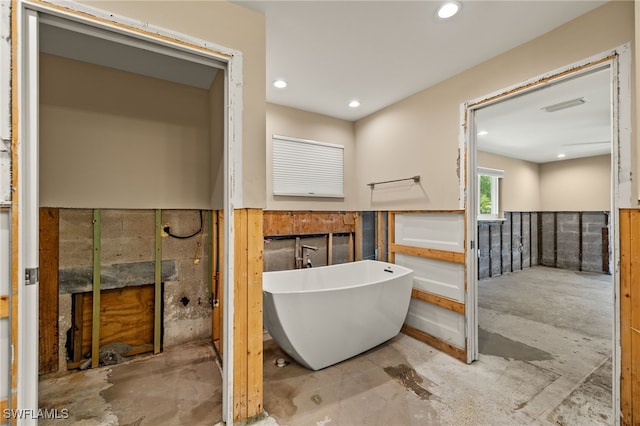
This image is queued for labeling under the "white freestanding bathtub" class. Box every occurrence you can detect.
[263,260,414,370]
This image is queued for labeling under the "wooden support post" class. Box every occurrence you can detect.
[327,233,333,265]
[620,209,633,424]
[154,209,162,355]
[388,212,395,263]
[233,209,264,421]
[213,211,224,354]
[377,211,386,262]
[488,223,493,278]
[91,209,101,368]
[39,208,59,374]
[354,212,363,261]
[348,233,354,262]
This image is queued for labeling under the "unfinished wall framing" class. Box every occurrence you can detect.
[38,208,215,374]
[263,211,362,272]
[619,209,640,425]
[389,211,467,362]
[478,211,610,280]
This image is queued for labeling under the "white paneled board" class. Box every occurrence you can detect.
[394,212,466,351]
[394,212,465,252]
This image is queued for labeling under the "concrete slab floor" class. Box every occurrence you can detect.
[39,340,223,426]
[37,266,611,426]
[262,266,612,425]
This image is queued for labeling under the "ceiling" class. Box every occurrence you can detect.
[38,1,611,164]
[233,0,611,164]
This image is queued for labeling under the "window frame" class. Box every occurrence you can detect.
[477,167,504,220]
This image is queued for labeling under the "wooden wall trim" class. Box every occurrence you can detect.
[263,211,356,236]
[39,208,59,374]
[401,325,466,363]
[390,242,465,264]
[620,209,637,425]
[233,209,263,421]
[0,295,7,318]
[411,289,464,315]
[389,209,465,214]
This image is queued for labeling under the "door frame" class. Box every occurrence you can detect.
[461,44,631,423]
[12,1,243,423]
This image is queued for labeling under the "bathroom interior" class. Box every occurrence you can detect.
[1,1,634,425]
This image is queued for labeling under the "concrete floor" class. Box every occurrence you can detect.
[38,266,613,426]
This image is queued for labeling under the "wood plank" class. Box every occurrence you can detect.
[390,243,465,264]
[327,233,333,265]
[0,295,7,318]
[213,211,224,355]
[263,211,356,236]
[72,293,84,363]
[80,285,155,358]
[620,209,632,425]
[377,211,387,262]
[388,212,396,263]
[0,395,17,420]
[401,325,466,363]
[92,209,101,368]
[629,210,640,425]
[39,208,60,374]
[154,209,162,355]
[246,209,264,417]
[411,289,465,315]
[234,209,248,421]
[348,233,354,262]
[354,212,363,261]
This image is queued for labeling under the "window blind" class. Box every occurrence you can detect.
[272,135,344,198]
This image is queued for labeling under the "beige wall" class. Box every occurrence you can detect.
[477,151,540,212]
[266,103,357,211]
[478,151,611,212]
[540,154,612,211]
[82,0,267,208]
[40,54,212,209]
[355,1,634,211]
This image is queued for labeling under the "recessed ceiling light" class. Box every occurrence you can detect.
[273,79,287,89]
[557,153,566,158]
[349,100,361,108]
[437,1,461,19]
[477,130,488,136]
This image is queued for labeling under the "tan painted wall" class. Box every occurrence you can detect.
[540,154,612,211]
[355,1,634,211]
[82,0,267,208]
[40,54,212,209]
[266,103,357,211]
[477,151,540,212]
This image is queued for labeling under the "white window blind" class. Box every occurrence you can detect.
[272,135,344,198]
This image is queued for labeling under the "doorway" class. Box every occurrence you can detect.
[465,47,631,424]
[12,1,241,423]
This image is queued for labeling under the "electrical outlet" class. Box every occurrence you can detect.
[161,223,170,237]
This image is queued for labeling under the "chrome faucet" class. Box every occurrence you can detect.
[301,245,318,268]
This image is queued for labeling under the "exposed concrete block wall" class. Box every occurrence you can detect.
[479,212,538,279]
[539,211,609,274]
[479,211,609,279]
[57,209,212,372]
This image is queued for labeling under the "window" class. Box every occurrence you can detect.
[477,167,503,220]
[272,135,344,198]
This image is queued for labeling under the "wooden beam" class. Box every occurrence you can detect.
[377,211,386,262]
[234,209,248,421]
[213,211,224,354]
[154,209,162,355]
[0,395,17,420]
[263,211,356,236]
[0,295,7,319]
[348,233,354,262]
[620,209,632,425]
[411,289,464,315]
[401,325,466,363]
[91,209,101,368]
[390,243,465,264]
[354,212,363,261]
[388,212,395,264]
[39,208,59,374]
[246,209,264,417]
[327,233,333,266]
[629,210,640,425]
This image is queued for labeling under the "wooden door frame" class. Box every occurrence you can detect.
[461,44,631,424]
[12,0,243,423]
